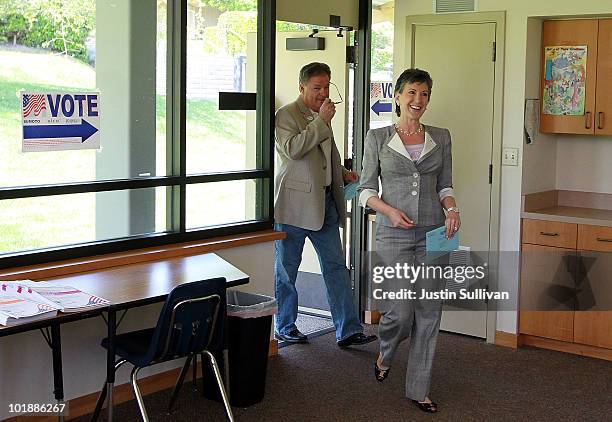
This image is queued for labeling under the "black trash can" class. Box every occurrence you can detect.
[204,290,277,407]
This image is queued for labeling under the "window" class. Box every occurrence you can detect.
[0,0,274,266]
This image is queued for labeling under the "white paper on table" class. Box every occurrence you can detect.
[3,280,109,312]
[19,282,109,311]
[0,282,60,325]
[1,281,63,310]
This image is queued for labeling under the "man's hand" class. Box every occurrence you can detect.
[319,98,336,124]
[343,171,358,183]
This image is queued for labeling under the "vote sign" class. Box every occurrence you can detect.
[22,92,101,152]
[370,81,393,122]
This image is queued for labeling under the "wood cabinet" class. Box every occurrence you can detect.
[540,19,612,135]
[520,219,612,352]
[595,20,612,135]
[573,225,612,349]
[520,243,576,341]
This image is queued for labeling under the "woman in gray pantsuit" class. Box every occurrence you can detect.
[358,68,460,413]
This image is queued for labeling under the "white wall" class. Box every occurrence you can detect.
[277,0,358,28]
[394,0,612,334]
[556,137,612,193]
[0,243,275,420]
[521,18,557,195]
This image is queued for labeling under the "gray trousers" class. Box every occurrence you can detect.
[376,224,443,401]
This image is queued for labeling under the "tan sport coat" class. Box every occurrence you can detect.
[274,96,346,230]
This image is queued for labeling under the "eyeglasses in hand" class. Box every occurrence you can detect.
[328,82,343,105]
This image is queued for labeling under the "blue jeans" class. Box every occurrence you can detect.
[274,191,363,341]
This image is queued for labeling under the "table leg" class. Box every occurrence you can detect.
[223,348,230,399]
[106,310,116,422]
[50,323,65,422]
[223,300,231,400]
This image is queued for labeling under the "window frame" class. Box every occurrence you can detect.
[0,0,276,269]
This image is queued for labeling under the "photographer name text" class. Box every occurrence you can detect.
[372,288,509,301]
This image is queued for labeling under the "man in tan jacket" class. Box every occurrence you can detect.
[274,62,376,347]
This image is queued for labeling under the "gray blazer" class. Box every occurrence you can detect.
[274,96,346,230]
[359,124,453,227]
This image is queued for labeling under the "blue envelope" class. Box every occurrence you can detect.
[343,181,359,201]
[426,226,459,257]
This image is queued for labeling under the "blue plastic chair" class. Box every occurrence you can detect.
[92,277,233,422]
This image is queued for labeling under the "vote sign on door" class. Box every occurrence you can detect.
[370,81,393,122]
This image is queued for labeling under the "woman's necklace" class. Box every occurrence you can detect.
[395,123,423,137]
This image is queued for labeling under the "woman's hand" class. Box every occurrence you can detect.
[387,207,415,229]
[445,211,461,239]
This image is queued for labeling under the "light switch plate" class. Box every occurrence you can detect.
[502,147,519,166]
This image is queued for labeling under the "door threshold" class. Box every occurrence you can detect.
[298,306,331,318]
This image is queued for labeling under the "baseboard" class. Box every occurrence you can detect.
[6,366,183,422]
[8,339,278,421]
[364,310,381,324]
[269,339,278,356]
[520,335,612,361]
[494,330,520,349]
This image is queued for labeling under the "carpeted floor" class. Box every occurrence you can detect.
[77,326,612,421]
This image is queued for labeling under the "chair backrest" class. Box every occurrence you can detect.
[144,277,227,364]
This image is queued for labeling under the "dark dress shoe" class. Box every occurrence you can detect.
[337,333,377,348]
[374,361,390,382]
[412,400,438,413]
[275,329,308,343]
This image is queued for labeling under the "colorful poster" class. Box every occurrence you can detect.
[21,92,101,152]
[370,81,394,121]
[542,46,587,116]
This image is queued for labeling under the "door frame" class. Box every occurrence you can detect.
[350,0,373,319]
[403,12,505,344]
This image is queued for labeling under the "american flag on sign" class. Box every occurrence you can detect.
[87,295,107,306]
[22,94,47,117]
[370,82,382,99]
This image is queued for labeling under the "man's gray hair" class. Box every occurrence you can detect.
[299,62,331,85]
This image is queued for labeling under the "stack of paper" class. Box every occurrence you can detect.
[0,280,110,325]
[11,280,110,313]
[0,282,61,326]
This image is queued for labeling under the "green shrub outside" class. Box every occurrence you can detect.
[0,0,94,62]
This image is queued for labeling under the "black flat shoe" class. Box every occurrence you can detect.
[412,400,438,413]
[337,333,377,348]
[275,329,308,343]
[374,362,390,382]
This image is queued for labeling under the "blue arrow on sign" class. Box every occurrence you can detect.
[371,100,392,116]
[23,119,98,143]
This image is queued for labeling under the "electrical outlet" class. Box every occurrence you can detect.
[502,147,519,166]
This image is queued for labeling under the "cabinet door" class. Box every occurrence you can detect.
[595,19,612,135]
[520,244,576,341]
[574,242,612,348]
[540,20,598,134]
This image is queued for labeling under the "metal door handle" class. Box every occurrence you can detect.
[598,112,605,130]
[585,111,592,129]
[596,237,612,243]
[540,232,559,237]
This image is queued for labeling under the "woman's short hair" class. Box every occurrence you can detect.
[299,62,331,86]
[394,68,433,117]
